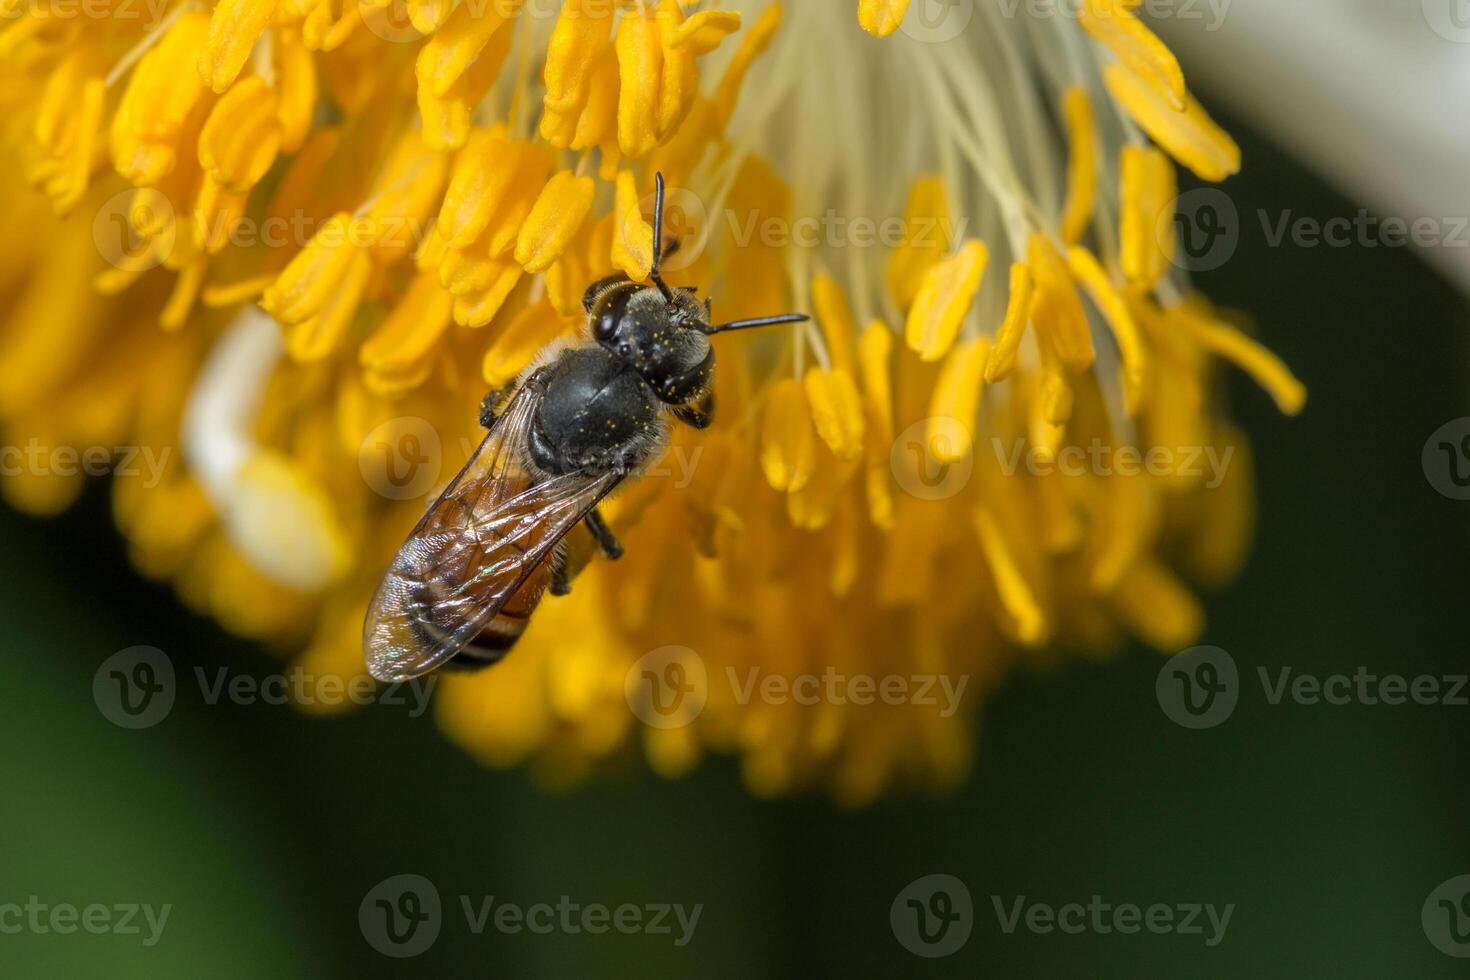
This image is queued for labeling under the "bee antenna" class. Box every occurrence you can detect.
[701,313,810,336]
[649,172,676,306]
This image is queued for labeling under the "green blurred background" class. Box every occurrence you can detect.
[2,114,1468,978]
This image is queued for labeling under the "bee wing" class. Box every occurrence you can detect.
[363,386,624,682]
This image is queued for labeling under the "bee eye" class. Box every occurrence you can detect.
[593,310,615,339]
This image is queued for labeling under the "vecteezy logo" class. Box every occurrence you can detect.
[358,0,422,43]
[1423,875,1470,957]
[1165,188,1239,273]
[359,874,442,958]
[1423,0,1470,43]
[899,0,974,43]
[1156,645,1238,729]
[93,646,175,729]
[92,188,174,273]
[1422,418,1470,500]
[359,416,442,501]
[890,874,973,958]
[635,184,707,273]
[891,418,974,501]
[624,645,707,728]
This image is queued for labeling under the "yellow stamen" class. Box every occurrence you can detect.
[810,276,857,374]
[112,11,212,185]
[615,6,664,159]
[654,1,699,143]
[858,322,896,529]
[1059,86,1097,245]
[416,0,523,99]
[1079,0,1186,111]
[1119,145,1176,287]
[453,259,523,327]
[611,169,654,280]
[514,169,596,274]
[1170,300,1307,415]
[973,505,1046,645]
[904,239,987,362]
[760,377,816,493]
[1066,245,1148,415]
[274,30,316,154]
[437,126,514,249]
[199,76,281,192]
[286,250,372,360]
[1025,234,1094,372]
[161,258,208,330]
[984,262,1034,383]
[199,0,278,93]
[712,3,782,127]
[570,46,620,160]
[261,212,365,325]
[360,269,454,387]
[858,0,910,37]
[407,0,452,35]
[1186,424,1253,585]
[886,175,950,312]
[203,274,276,307]
[926,337,989,464]
[1110,558,1204,652]
[483,302,570,388]
[301,0,360,53]
[803,367,865,462]
[1104,62,1240,183]
[485,146,554,256]
[361,140,449,262]
[419,11,515,150]
[671,9,742,53]
[193,175,249,254]
[539,0,615,147]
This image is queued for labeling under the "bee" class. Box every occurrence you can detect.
[364,173,809,683]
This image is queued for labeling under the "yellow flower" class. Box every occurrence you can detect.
[0,0,1302,803]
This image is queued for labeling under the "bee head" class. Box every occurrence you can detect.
[591,282,714,404]
[591,171,811,405]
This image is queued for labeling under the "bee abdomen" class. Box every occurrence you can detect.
[443,613,528,671]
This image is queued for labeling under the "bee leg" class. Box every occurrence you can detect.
[479,387,511,429]
[582,274,631,313]
[670,390,714,430]
[549,556,573,596]
[584,507,624,560]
